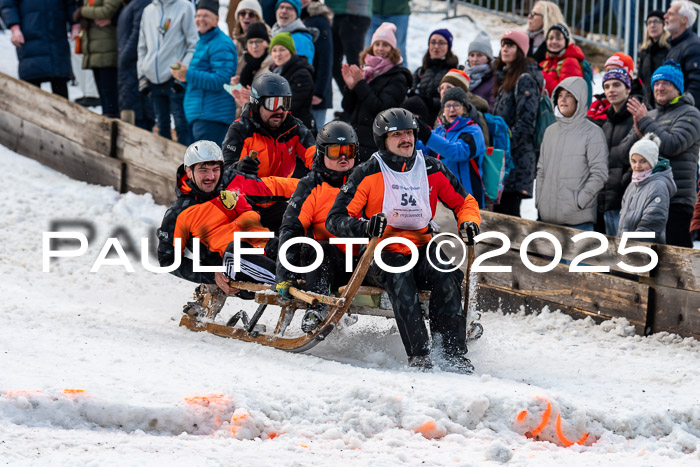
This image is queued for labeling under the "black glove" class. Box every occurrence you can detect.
[459,221,480,245]
[138,77,151,96]
[264,236,279,260]
[415,117,432,145]
[366,213,387,238]
[236,155,260,176]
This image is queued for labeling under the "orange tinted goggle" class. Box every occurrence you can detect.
[325,144,356,160]
[262,96,292,111]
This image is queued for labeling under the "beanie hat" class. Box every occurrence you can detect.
[401,96,431,124]
[442,86,469,107]
[276,0,301,18]
[651,60,684,94]
[501,29,529,56]
[605,52,634,74]
[236,0,263,20]
[270,32,296,55]
[468,31,493,61]
[430,29,453,50]
[630,133,661,168]
[246,22,270,42]
[196,0,219,15]
[371,22,398,49]
[602,68,631,89]
[647,10,665,21]
[439,68,470,92]
[546,23,570,47]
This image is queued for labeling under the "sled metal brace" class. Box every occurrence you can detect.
[226,303,269,336]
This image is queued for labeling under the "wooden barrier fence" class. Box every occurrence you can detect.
[0,72,182,205]
[1,72,698,339]
[475,213,700,339]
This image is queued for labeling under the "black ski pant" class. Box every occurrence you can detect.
[493,191,523,217]
[332,14,371,94]
[302,241,353,295]
[366,242,466,358]
[666,203,693,248]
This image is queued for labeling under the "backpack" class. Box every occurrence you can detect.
[533,88,556,149]
[581,59,594,108]
[516,75,556,150]
[479,113,512,204]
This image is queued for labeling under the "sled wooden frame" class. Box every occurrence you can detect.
[179,239,480,352]
[179,237,381,352]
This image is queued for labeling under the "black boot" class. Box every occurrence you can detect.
[408,355,433,371]
[443,354,474,374]
[301,304,328,333]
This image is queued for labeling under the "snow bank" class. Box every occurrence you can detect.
[1,144,699,464]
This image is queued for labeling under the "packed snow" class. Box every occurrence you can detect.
[2,142,700,464]
[2,1,700,465]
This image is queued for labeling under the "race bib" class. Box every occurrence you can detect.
[373,151,432,230]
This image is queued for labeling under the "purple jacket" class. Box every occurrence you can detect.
[471,74,496,113]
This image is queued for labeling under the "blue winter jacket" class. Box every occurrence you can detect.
[291,30,315,65]
[419,115,486,207]
[184,27,237,125]
[117,0,152,120]
[0,0,75,81]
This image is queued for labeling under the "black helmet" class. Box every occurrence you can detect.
[372,107,418,150]
[250,73,292,108]
[316,121,358,158]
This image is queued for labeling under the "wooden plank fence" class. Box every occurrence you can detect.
[0,72,182,205]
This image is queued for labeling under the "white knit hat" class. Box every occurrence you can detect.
[629,133,661,168]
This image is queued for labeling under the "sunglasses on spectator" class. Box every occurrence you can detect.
[324,144,356,160]
[528,11,543,19]
[646,19,663,25]
[247,39,266,47]
[239,10,258,18]
[429,40,448,47]
[444,103,463,110]
[261,96,292,111]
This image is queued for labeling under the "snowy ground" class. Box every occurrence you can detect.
[2,4,700,465]
[2,143,700,465]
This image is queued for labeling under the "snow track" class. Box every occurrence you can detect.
[1,145,699,464]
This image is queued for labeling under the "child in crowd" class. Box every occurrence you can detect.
[618,133,677,243]
[539,23,584,97]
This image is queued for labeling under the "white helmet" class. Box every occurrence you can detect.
[184,140,224,168]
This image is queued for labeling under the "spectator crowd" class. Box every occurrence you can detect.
[3,0,700,246]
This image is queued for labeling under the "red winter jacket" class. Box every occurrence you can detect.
[540,44,584,97]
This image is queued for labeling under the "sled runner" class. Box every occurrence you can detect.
[179,240,482,352]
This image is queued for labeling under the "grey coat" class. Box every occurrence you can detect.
[618,93,700,207]
[536,77,609,225]
[618,161,677,244]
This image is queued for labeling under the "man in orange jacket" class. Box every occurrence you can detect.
[326,108,481,373]
[222,73,315,232]
[275,121,359,332]
[157,140,298,298]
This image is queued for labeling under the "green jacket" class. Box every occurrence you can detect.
[80,0,121,68]
[372,0,409,16]
[324,0,372,17]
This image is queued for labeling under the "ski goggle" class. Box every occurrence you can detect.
[325,144,357,160]
[261,96,292,111]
